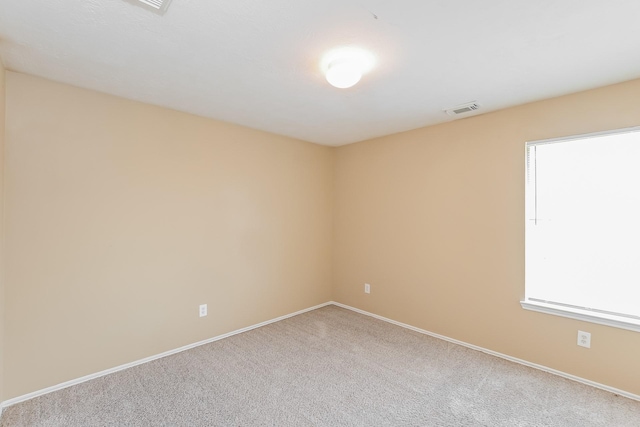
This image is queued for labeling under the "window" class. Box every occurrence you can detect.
[522,127,640,332]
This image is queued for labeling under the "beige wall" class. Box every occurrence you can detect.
[3,72,333,399]
[0,61,6,404]
[3,70,640,401]
[333,78,640,395]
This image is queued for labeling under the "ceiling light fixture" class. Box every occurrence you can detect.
[326,59,362,89]
[321,47,375,89]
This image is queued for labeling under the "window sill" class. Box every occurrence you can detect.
[520,300,640,333]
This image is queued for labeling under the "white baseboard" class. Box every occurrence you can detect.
[0,301,333,409]
[3,300,638,411]
[331,301,640,403]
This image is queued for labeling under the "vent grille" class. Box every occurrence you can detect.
[141,0,164,8]
[445,102,481,116]
[130,0,172,13]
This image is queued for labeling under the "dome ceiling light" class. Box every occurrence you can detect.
[321,47,376,89]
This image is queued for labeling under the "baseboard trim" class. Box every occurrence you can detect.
[0,301,333,409]
[331,301,640,402]
[3,300,638,410]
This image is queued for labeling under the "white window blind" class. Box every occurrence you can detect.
[524,127,640,329]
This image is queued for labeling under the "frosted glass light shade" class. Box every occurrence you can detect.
[326,59,362,89]
[321,47,375,89]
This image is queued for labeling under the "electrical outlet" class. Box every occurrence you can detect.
[364,283,370,294]
[199,304,208,317]
[577,330,591,348]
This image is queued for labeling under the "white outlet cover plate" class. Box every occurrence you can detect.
[577,330,591,348]
[199,304,207,317]
[364,283,370,294]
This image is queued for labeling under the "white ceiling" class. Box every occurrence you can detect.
[1,1,640,146]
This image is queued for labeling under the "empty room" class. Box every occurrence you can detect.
[0,0,639,425]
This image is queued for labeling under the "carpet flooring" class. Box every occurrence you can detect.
[1,305,639,426]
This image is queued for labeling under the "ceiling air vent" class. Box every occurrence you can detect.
[445,101,481,117]
[129,0,172,14]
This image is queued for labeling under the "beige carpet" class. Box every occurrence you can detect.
[2,305,639,426]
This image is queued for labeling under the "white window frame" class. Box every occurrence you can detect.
[521,126,640,333]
